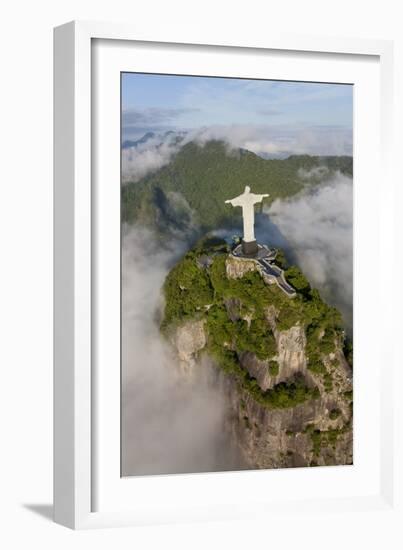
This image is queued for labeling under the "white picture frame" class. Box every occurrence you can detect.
[54,20,397,530]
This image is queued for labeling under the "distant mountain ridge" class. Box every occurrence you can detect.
[122,131,156,149]
[122,138,352,237]
[122,130,186,150]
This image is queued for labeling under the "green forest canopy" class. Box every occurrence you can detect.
[122,140,352,233]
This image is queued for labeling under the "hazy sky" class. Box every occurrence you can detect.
[121,72,353,156]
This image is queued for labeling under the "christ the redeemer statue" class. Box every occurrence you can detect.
[225,186,269,255]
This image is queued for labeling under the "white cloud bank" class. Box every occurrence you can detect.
[263,173,353,331]
[122,124,352,182]
[121,227,245,476]
[122,133,182,183]
[192,124,352,158]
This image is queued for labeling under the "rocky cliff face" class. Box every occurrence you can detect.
[238,321,307,391]
[170,314,352,469]
[170,319,206,373]
[162,239,353,469]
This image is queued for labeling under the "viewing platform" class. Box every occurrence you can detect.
[230,243,296,298]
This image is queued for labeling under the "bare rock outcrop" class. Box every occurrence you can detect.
[226,256,257,279]
[277,325,307,378]
[171,319,206,372]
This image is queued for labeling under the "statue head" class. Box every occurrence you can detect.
[245,185,251,193]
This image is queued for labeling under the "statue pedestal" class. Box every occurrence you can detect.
[242,239,258,256]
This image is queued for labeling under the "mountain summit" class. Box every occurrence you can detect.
[161,236,353,469]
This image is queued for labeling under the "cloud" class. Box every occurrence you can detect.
[261,173,353,331]
[121,226,245,476]
[121,123,352,190]
[122,132,183,183]
[191,124,352,158]
[297,166,330,180]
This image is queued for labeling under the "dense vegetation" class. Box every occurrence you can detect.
[161,236,348,409]
[122,140,353,234]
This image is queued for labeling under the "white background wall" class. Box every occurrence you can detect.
[0,0,402,547]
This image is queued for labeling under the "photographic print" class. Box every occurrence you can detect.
[121,73,353,476]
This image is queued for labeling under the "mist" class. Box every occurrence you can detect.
[191,124,352,158]
[259,173,353,332]
[122,133,182,183]
[121,124,353,182]
[121,226,245,476]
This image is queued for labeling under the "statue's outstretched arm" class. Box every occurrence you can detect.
[252,193,269,203]
[225,197,242,207]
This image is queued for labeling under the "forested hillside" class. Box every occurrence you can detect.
[122,139,352,235]
[161,236,353,468]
